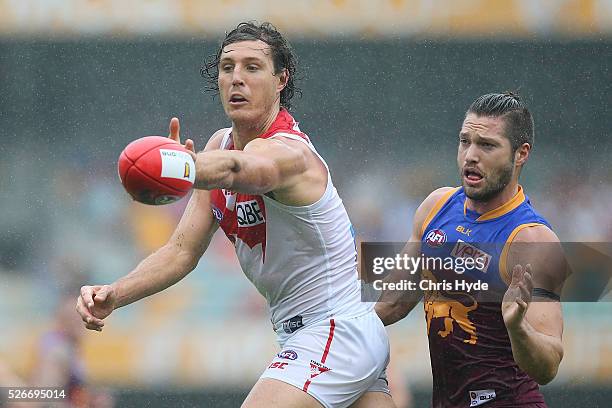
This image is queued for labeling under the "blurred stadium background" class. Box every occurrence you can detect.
[0,0,610,406]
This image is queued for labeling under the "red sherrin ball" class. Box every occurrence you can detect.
[118,136,196,205]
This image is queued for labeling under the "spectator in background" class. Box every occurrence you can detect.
[31,294,114,408]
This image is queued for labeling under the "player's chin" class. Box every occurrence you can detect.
[226,105,254,122]
[462,181,485,198]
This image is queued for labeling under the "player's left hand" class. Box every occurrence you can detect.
[502,264,534,331]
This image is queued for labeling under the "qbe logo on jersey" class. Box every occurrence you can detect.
[236,199,265,227]
[425,229,447,248]
[469,389,496,406]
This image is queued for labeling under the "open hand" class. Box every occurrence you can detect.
[502,264,534,331]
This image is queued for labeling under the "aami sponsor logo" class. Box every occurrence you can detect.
[277,350,298,360]
[469,389,496,407]
[425,229,447,248]
[236,199,265,227]
[451,240,492,273]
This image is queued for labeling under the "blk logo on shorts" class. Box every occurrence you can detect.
[469,389,496,406]
[425,229,447,248]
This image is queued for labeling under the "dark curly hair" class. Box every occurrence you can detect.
[201,22,301,110]
[467,91,534,153]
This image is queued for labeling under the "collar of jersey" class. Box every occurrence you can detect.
[463,185,525,222]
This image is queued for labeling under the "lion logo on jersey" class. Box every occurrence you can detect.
[422,269,478,345]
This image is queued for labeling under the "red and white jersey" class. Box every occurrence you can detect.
[210,109,369,341]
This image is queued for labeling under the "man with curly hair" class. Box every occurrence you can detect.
[77,22,395,408]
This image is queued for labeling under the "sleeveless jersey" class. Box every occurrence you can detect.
[420,186,551,408]
[209,109,369,342]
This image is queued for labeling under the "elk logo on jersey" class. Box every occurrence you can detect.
[236,199,265,227]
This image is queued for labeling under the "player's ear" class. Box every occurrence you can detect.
[277,69,288,92]
[514,143,530,166]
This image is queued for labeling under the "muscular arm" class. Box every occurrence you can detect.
[77,132,222,329]
[111,188,218,308]
[375,187,454,325]
[193,136,326,206]
[503,226,567,384]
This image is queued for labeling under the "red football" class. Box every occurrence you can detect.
[118,136,196,205]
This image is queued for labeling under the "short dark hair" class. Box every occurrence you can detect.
[201,21,301,109]
[467,92,534,152]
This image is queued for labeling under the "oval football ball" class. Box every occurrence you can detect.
[118,136,196,205]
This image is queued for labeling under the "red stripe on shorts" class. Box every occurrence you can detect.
[321,319,335,364]
[302,319,336,393]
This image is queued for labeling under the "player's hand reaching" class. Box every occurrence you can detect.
[502,264,534,332]
[168,117,196,160]
[76,285,117,332]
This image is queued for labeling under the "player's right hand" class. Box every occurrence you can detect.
[76,285,117,331]
[168,117,196,160]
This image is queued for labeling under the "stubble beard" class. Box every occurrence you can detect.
[462,159,514,202]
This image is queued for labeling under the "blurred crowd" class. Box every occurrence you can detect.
[2,156,610,314]
[0,149,611,403]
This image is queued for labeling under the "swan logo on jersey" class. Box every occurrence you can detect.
[236,199,265,227]
[425,229,447,248]
[277,350,298,360]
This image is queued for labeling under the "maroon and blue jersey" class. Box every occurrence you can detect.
[420,186,551,408]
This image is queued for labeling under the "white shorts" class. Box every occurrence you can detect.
[260,310,390,408]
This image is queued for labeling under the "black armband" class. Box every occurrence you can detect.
[532,287,561,301]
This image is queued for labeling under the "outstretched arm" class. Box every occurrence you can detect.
[375,187,454,325]
[502,226,567,384]
[76,122,221,331]
[192,132,328,209]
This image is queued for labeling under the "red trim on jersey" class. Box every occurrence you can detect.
[210,108,310,262]
[321,319,335,364]
[302,379,312,392]
[258,108,309,142]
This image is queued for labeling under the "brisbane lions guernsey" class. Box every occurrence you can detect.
[210,109,369,343]
[420,186,551,408]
